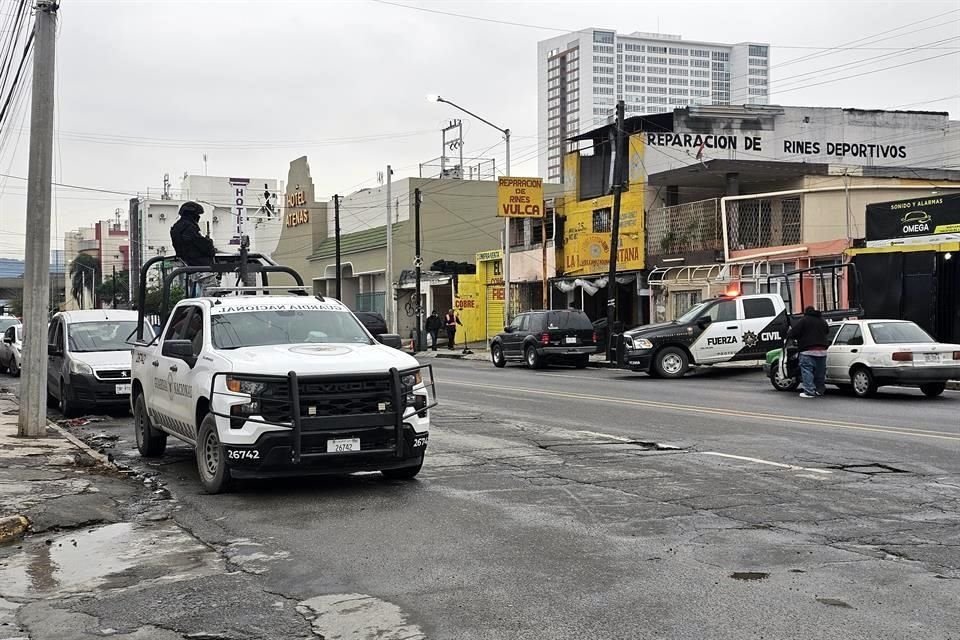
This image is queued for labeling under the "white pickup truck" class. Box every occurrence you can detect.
[621,293,789,377]
[130,295,435,493]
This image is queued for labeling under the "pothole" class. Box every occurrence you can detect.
[831,464,908,475]
[730,571,769,581]
[297,593,425,640]
[816,597,854,609]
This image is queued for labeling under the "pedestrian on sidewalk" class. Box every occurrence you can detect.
[425,310,441,351]
[788,305,830,398]
[444,309,462,350]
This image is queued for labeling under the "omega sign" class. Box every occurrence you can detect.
[285,189,309,228]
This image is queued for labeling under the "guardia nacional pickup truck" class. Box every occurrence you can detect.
[130,250,435,493]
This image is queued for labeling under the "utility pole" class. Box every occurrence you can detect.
[606,100,626,364]
[112,265,117,308]
[334,194,342,300]
[503,129,512,324]
[385,165,394,333]
[414,188,423,352]
[18,0,58,438]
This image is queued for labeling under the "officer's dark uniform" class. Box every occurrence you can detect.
[170,201,217,267]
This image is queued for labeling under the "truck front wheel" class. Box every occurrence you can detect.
[654,347,689,379]
[382,458,423,480]
[196,414,234,494]
[134,394,167,457]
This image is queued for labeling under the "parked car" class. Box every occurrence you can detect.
[0,315,19,333]
[490,310,597,369]
[47,310,154,417]
[0,323,22,376]
[354,311,403,349]
[766,319,960,398]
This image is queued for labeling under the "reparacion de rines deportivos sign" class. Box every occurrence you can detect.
[645,132,908,160]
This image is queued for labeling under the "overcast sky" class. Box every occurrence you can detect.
[0,0,958,260]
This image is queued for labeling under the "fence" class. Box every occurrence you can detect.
[646,198,722,257]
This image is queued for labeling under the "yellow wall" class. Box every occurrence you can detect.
[561,135,646,276]
[453,250,504,343]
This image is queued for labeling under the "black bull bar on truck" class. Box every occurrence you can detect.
[209,365,438,464]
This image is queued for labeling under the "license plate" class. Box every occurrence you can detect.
[327,438,360,453]
[564,337,577,344]
[115,384,131,395]
[923,353,941,363]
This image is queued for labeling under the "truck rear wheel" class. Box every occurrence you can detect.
[196,414,233,494]
[134,394,166,457]
[654,347,689,379]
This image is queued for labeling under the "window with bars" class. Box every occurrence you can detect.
[593,208,612,233]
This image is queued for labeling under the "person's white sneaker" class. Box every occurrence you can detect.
[799,392,816,398]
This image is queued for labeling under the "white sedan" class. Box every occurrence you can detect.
[825,319,959,398]
[0,323,22,377]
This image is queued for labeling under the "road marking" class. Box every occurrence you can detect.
[700,451,832,474]
[440,380,960,442]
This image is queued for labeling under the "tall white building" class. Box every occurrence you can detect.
[537,29,770,181]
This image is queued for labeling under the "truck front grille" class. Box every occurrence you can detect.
[259,377,394,423]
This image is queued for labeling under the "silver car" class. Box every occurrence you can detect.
[0,323,22,377]
[47,310,153,417]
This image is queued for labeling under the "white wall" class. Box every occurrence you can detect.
[325,179,412,238]
[642,106,960,176]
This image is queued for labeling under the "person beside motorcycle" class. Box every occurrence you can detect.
[787,306,830,398]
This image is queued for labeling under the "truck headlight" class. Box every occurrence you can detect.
[635,338,654,350]
[69,360,93,375]
[401,371,422,388]
[226,376,266,395]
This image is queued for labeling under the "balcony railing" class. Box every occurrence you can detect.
[646,198,722,257]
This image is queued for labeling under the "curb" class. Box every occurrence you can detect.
[0,514,30,544]
[49,421,116,468]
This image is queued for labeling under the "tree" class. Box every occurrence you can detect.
[143,285,184,316]
[96,270,129,308]
[69,254,99,309]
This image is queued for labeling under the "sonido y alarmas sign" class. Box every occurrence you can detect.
[497,177,543,218]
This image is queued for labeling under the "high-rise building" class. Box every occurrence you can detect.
[538,29,770,181]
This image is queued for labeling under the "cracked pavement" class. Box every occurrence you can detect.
[2,359,959,639]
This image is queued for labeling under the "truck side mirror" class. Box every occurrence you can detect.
[697,316,713,329]
[376,333,402,349]
[47,343,61,356]
[162,339,195,361]
[2,337,11,344]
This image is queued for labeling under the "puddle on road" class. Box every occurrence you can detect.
[0,522,221,599]
[297,593,425,640]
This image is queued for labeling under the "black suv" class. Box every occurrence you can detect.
[491,310,596,369]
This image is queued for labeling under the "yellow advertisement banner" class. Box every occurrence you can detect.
[497,177,544,218]
[934,223,960,234]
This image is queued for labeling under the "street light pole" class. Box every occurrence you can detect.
[428,94,512,324]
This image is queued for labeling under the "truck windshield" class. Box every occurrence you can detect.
[211,310,373,349]
[69,321,141,352]
[675,302,709,324]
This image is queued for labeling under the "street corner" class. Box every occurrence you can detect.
[0,515,29,545]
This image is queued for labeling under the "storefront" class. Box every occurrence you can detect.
[849,193,960,343]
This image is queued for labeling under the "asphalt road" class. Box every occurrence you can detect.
[3,362,959,640]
